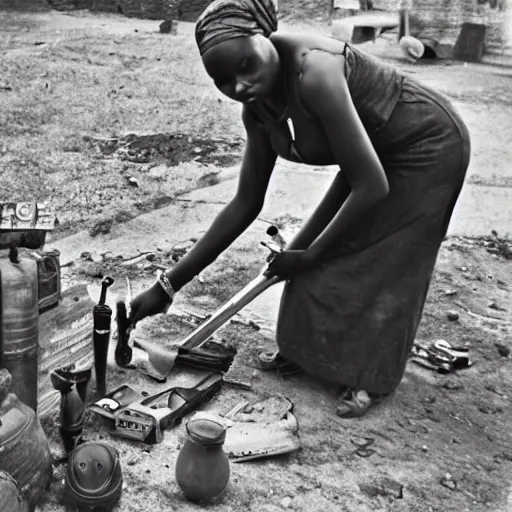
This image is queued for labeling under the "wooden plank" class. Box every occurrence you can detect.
[336,11,399,29]
[37,284,95,417]
[454,22,487,63]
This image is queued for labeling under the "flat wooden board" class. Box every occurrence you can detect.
[37,284,95,417]
[336,11,399,29]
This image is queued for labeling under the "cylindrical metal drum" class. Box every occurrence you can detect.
[0,246,39,411]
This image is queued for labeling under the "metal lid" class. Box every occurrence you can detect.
[186,412,226,447]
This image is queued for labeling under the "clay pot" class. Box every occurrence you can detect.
[0,369,53,508]
[175,412,230,503]
[0,470,30,512]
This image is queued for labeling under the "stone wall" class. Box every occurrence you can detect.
[370,0,509,50]
[0,0,51,10]
[48,0,213,21]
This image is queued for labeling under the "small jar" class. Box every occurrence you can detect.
[175,412,230,503]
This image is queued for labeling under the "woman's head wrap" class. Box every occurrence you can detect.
[195,0,278,56]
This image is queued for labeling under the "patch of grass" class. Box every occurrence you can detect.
[0,14,244,236]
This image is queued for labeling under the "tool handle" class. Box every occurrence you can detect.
[180,273,282,350]
[115,301,133,367]
[99,276,115,305]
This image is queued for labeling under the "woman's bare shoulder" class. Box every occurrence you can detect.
[271,31,347,73]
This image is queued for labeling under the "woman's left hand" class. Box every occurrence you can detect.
[265,249,315,280]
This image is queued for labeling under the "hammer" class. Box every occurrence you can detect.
[134,226,287,376]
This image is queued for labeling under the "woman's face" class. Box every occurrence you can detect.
[201,35,280,104]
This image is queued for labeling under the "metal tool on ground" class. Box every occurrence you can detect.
[50,365,92,454]
[115,300,133,368]
[93,276,114,397]
[88,372,224,445]
[410,339,473,373]
[131,228,287,382]
[178,228,286,351]
[123,227,287,380]
[133,337,236,379]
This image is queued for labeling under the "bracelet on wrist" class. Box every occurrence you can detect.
[156,270,175,301]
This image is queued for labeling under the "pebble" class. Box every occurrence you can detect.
[351,436,375,448]
[444,289,457,297]
[495,343,510,358]
[443,380,463,390]
[421,445,428,452]
[488,300,499,310]
[145,252,157,261]
[281,496,292,508]
[80,251,93,262]
[440,473,457,490]
[446,310,460,321]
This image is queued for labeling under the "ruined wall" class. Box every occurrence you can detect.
[48,0,213,21]
[0,0,51,10]
[370,0,509,50]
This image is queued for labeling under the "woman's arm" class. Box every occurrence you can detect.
[286,170,351,250]
[164,106,277,291]
[298,50,389,261]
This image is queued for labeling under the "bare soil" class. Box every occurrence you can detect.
[39,233,512,512]
[1,7,512,512]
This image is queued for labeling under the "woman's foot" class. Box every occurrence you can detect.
[336,389,373,419]
[257,351,304,376]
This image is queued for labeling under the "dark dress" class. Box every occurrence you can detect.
[250,37,471,395]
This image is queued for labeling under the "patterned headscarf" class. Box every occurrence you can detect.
[195,0,279,56]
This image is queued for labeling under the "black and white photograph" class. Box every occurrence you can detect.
[0,0,511,510]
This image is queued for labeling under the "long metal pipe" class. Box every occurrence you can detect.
[180,272,283,350]
[179,237,285,350]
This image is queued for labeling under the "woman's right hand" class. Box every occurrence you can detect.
[128,282,173,328]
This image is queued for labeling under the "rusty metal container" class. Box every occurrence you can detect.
[0,245,40,411]
[0,470,30,512]
[0,369,52,509]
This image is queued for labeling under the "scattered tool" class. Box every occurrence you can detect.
[115,301,133,368]
[88,372,224,445]
[410,339,473,373]
[50,365,92,454]
[93,276,114,397]
[118,228,287,380]
[177,228,285,351]
[133,337,236,378]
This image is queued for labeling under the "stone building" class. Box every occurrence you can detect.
[369,0,510,53]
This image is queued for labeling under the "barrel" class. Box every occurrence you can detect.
[0,246,40,411]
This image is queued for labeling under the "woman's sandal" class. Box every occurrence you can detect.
[258,351,304,377]
[336,389,374,419]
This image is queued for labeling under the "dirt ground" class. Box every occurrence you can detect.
[1,7,512,512]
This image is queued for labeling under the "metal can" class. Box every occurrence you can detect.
[0,246,39,411]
